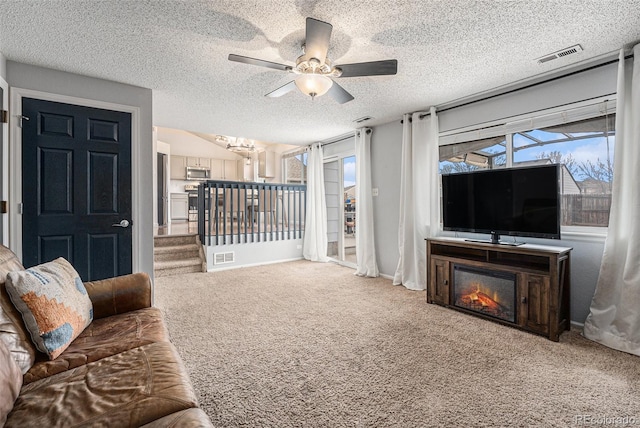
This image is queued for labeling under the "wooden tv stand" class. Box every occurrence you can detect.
[426,237,572,341]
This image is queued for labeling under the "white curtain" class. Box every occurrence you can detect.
[355,128,379,277]
[583,45,640,356]
[303,143,329,262]
[393,107,439,290]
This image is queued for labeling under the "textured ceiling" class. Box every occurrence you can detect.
[1,1,640,146]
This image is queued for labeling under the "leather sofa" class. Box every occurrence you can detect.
[0,244,213,427]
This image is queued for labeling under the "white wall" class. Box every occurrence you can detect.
[439,62,618,133]
[0,52,6,80]
[370,120,403,278]
[206,239,303,271]
[6,61,154,279]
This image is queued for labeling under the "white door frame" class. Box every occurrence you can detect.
[0,76,8,246]
[324,150,356,268]
[9,87,143,273]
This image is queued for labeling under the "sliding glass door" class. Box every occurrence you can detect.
[342,156,356,265]
[324,155,356,266]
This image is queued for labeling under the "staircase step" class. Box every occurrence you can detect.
[154,263,204,278]
[154,244,201,262]
[154,233,199,247]
[153,233,206,278]
[154,258,204,278]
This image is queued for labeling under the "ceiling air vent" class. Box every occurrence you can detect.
[536,44,583,64]
[353,116,373,124]
[213,251,235,265]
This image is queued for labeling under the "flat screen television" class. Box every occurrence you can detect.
[441,164,561,244]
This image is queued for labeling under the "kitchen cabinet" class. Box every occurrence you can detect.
[170,155,187,180]
[186,157,211,169]
[170,193,189,220]
[224,160,238,180]
[259,151,276,178]
[210,159,224,179]
[210,159,238,180]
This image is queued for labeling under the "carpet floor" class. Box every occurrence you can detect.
[154,260,640,427]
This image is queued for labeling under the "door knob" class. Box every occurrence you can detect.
[112,219,130,228]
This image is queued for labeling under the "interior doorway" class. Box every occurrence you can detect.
[21,97,133,281]
[157,152,168,226]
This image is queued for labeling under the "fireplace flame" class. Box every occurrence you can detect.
[467,283,501,305]
[460,283,504,312]
[455,275,514,322]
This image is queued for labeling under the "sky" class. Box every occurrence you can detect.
[441,131,615,182]
[513,133,615,180]
[343,156,356,187]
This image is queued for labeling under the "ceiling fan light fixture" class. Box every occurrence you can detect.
[295,74,333,99]
[293,55,336,76]
[215,135,230,144]
[228,17,397,104]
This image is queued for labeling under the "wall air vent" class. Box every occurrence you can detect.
[353,116,373,124]
[536,45,583,64]
[213,251,235,265]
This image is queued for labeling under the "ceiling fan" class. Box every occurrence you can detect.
[228,17,398,104]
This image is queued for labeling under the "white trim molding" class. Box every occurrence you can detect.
[0,76,8,246]
[9,87,143,273]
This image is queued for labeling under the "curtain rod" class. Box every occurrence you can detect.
[400,51,635,123]
[318,128,371,147]
[320,134,353,147]
[400,113,429,124]
[431,52,634,117]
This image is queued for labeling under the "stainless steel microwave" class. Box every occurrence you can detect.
[186,166,210,181]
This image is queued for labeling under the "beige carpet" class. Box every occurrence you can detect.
[154,260,640,427]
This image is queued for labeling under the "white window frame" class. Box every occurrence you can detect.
[282,149,308,185]
[439,96,616,242]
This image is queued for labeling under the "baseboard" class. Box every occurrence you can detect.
[570,320,585,331]
[379,273,395,281]
[207,257,304,272]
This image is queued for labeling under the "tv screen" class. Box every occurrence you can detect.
[442,164,561,241]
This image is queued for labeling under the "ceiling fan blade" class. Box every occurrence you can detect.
[265,81,297,98]
[228,54,291,72]
[327,81,354,104]
[304,18,332,63]
[335,59,398,77]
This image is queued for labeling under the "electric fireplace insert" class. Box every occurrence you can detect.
[453,265,516,323]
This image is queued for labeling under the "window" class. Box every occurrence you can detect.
[439,113,615,228]
[283,152,308,184]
